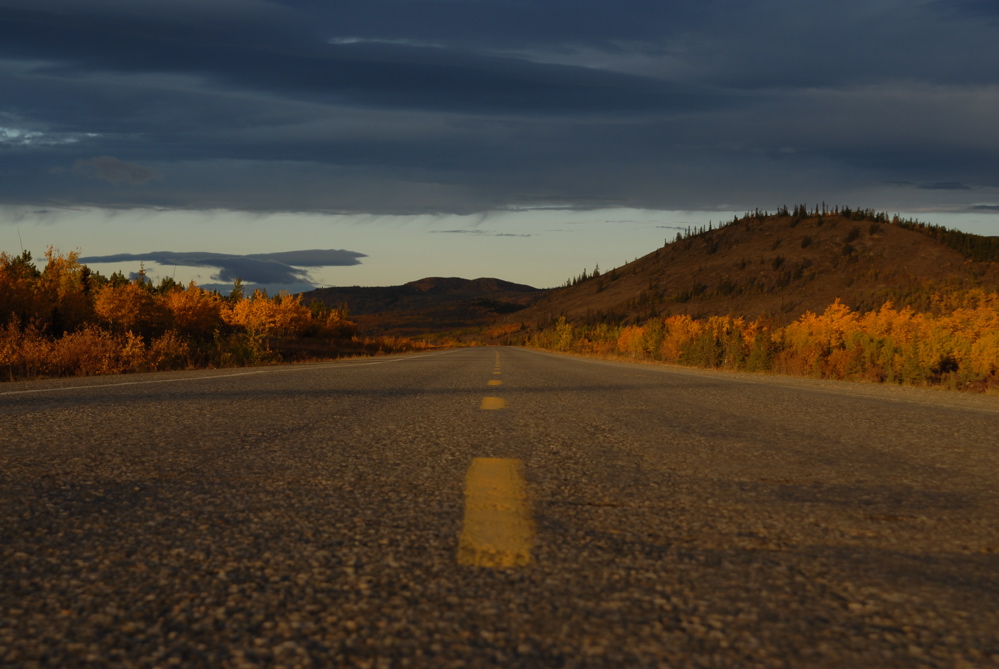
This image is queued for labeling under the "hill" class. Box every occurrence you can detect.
[301,277,547,337]
[514,208,999,327]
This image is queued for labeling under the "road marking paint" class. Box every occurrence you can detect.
[480,397,506,410]
[493,370,501,375]
[457,458,533,568]
[487,380,503,386]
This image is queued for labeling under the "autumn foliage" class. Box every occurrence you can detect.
[0,249,430,381]
[527,291,999,392]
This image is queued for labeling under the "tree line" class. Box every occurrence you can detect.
[0,248,430,381]
[524,292,999,392]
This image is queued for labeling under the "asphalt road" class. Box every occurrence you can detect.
[2,347,998,668]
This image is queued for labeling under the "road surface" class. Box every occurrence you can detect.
[2,347,998,667]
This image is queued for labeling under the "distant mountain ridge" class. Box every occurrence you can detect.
[302,276,541,313]
[400,277,538,295]
[300,276,546,336]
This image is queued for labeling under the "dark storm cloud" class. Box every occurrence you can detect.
[73,156,163,185]
[920,182,972,191]
[931,0,999,22]
[884,180,975,192]
[77,249,366,284]
[0,5,727,117]
[1,0,998,214]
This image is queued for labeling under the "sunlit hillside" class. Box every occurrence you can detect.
[504,207,999,392]
[514,206,999,327]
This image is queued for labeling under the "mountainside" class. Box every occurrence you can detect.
[514,209,999,326]
[301,277,546,336]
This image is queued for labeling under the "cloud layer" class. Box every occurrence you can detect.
[2,0,998,214]
[73,156,163,185]
[78,249,366,284]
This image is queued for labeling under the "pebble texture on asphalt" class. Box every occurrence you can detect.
[2,347,998,668]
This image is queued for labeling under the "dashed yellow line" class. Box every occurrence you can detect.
[457,458,534,568]
[480,397,506,410]
[487,379,503,386]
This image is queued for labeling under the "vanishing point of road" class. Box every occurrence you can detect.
[2,347,998,668]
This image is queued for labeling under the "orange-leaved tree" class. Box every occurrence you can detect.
[93,278,170,338]
[222,289,311,336]
[162,282,225,338]
[0,251,41,327]
[37,247,95,334]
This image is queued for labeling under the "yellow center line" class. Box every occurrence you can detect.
[480,397,506,410]
[487,379,503,386]
[457,458,534,568]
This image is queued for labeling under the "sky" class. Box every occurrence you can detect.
[2,0,998,291]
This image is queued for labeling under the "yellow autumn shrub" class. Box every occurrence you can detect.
[222,289,311,336]
[94,281,170,336]
[617,325,645,358]
[532,290,999,391]
[162,283,224,338]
